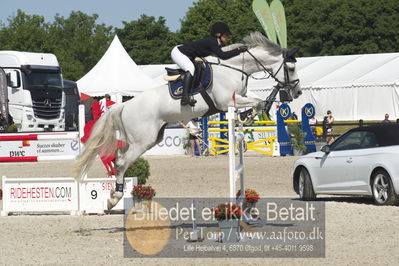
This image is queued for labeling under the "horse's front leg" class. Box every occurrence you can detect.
[232,95,264,124]
[232,94,264,110]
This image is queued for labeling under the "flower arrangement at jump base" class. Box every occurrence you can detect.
[214,203,242,243]
[236,188,260,205]
[213,203,242,221]
[131,184,156,200]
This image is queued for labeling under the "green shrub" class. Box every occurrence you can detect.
[123,157,150,185]
[6,124,17,133]
[287,123,307,152]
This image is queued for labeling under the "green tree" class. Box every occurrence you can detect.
[0,10,49,52]
[47,11,113,80]
[284,0,399,56]
[179,0,261,43]
[116,15,176,64]
[0,10,113,80]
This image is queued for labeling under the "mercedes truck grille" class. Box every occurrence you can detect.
[32,98,62,119]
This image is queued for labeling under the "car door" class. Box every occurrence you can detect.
[313,131,364,193]
[348,131,378,193]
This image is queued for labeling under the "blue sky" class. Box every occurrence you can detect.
[0,0,198,31]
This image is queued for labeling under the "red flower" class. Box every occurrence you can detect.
[131,185,156,199]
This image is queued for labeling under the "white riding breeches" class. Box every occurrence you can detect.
[171,45,195,76]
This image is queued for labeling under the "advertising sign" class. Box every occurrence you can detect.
[80,177,137,213]
[270,0,287,48]
[144,128,186,156]
[2,177,79,214]
[252,0,277,43]
[0,136,80,157]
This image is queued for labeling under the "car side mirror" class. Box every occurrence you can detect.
[321,145,330,154]
[6,70,21,88]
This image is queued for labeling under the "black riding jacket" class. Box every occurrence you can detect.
[178,36,240,61]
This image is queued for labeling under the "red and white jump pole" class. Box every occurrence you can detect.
[0,155,76,163]
[0,132,79,141]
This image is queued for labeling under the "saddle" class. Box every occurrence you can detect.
[165,58,213,99]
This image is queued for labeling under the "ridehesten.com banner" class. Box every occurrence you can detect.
[2,177,79,213]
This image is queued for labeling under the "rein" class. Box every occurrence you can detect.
[208,50,298,90]
[208,48,300,117]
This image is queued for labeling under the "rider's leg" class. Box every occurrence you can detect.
[171,46,196,106]
[181,71,196,106]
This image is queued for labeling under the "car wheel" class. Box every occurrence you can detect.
[298,168,316,200]
[371,169,398,206]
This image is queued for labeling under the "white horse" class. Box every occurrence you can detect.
[75,32,302,209]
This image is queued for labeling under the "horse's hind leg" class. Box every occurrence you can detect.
[107,143,147,210]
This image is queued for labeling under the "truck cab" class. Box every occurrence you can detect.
[0,51,65,132]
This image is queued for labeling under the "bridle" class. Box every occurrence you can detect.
[208,48,300,92]
[208,47,300,118]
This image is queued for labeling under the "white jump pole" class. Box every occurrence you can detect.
[227,106,245,203]
[228,107,236,201]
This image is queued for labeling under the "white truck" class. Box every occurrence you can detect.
[0,51,65,132]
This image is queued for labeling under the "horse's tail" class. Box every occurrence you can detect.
[74,103,126,178]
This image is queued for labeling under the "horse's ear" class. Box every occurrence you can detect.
[289,48,299,57]
[285,48,299,62]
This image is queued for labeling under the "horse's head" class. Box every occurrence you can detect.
[243,32,302,101]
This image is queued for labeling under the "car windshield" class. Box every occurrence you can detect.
[25,71,62,89]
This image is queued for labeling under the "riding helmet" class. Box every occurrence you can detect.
[210,22,232,37]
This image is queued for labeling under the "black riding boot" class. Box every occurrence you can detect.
[181,72,196,106]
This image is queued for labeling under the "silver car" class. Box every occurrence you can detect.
[292,124,399,205]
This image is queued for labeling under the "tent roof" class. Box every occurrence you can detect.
[248,52,399,91]
[77,35,159,97]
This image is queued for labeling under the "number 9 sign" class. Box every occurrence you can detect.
[80,182,104,214]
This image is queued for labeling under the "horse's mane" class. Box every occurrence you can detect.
[223,32,283,56]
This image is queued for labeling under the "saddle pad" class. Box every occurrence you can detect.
[168,63,213,99]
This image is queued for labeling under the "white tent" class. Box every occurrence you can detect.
[139,52,399,121]
[249,53,399,121]
[77,35,160,102]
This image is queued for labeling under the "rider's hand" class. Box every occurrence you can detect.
[238,46,248,52]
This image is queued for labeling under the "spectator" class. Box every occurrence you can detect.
[324,110,335,145]
[309,116,317,136]
[382,114,391,123]
[186,119,202,156]
[291,112,298,120]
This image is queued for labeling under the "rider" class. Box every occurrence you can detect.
[171,22,248,106]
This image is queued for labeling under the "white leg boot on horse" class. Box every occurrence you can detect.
[75,32,302,210]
